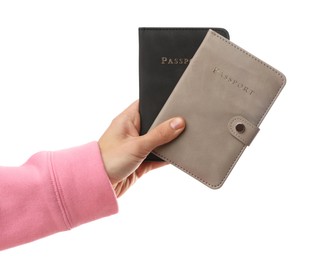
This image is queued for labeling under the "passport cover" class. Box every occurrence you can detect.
[149,30,286,189]
[139,27,230,161]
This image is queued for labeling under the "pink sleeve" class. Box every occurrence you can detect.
[0,142,118,251]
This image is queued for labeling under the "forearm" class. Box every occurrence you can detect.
[0,142,118,250]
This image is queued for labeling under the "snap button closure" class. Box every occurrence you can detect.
[228,116,259,146]
[235,123,246,134]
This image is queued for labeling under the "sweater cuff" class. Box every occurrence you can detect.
[50,142,118,229]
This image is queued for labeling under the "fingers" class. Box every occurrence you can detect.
[139,117,185,152]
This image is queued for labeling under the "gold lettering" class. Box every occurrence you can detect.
[160,57,191,65]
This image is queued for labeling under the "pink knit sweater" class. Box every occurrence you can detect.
[0,142,118,250]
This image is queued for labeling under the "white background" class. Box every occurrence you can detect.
[0,0,324,259]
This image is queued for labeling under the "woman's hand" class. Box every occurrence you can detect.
[98,100,185,197]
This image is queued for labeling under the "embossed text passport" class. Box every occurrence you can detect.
[149,30,286,189]
[139,27,230,161]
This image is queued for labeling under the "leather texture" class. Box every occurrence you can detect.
[149,30,286,189]
[139,27,230,161]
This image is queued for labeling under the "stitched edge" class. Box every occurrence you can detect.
[211,32,286,188]
[211,31,285,82]
[152,151,220,189]
[154,31,286,189]
[139,27,229,157]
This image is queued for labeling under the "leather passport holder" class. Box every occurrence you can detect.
[149,30,286,189]
[139,27,230,161]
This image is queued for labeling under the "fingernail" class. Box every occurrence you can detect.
[170,118,184,130]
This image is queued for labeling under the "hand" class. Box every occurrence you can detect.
[98,100,185,197]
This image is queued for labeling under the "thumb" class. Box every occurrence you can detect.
[140,117,185,152]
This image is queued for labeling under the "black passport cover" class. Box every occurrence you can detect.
[139,27,230,161]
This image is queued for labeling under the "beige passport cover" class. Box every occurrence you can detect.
[149,29,286,189]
